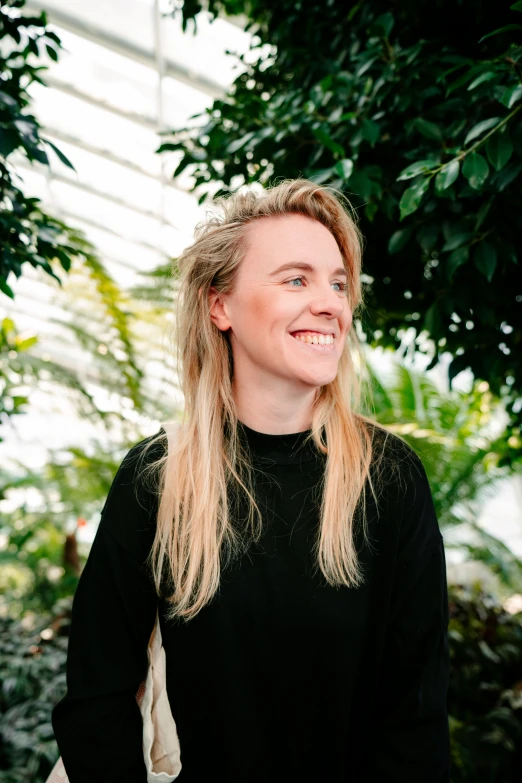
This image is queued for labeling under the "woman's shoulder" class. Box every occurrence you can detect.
[362,420,441,551]
[97,427,168,559]
[365,420,424,473]
[120,427,168,480]
[363,420,434,510]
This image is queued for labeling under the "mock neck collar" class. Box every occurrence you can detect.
[237,420,324,466]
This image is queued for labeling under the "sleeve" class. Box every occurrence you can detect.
[51,432,165,783]
[366,448,451,782]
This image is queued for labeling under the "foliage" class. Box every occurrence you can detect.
[1,584,522,781]
[0,253,173,443]
[0,315,112,443]
[33,252,150,415]
[0,436,141,617]
[0,0,92,298]
[448,583,522,781]
[163,0,522,467]
[0,317,33,436]
[0,597,70,783]
[363,356,522,596]
[0,258,177,617]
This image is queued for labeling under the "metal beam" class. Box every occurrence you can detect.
[16,158,182,231]
[64,211,174,257]
[36,124,187,197]
[42,73,159,130]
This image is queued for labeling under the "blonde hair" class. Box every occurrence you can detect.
[138,178,396,622]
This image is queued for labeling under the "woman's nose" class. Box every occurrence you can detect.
[310,285,346,314]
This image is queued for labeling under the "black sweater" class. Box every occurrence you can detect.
[52,422,450,782]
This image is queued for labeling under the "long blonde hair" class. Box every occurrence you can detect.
[137,178,394,622]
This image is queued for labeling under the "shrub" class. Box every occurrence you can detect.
[0,585,521,781]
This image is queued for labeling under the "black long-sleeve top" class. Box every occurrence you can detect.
[52,421,451,782]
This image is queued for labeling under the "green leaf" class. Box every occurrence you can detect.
[467,71,497,90]
[493,161,522,190]
[348,170,380,200]
[464,117,501,146]
[475,199,492,229]
[474,243,497,282]
[226,132,255,154]
[462,152,489,189]
[485,132,513,170]
[0,90,17,109]
[46,44,59,62]
[442,232,473,252]
[365,201,378,222]
[309,167,335,184]
[355,57,376,79]
[397,159,436,181]
[0,276,14,299]
[399,178,430,221]
[478,24,522,43]
[31,146,50,166]
[43,139,76,171]
[388,228,413,255]
[416,224,439,254]
[312,128,345,157]
[424,303,442,336]
[511,1,522,10]
[445,64,484,95]
[500,84,522,109]
[2,317,16,333]
[157,141,184,154]
[415,118,444,141]
[54,248,71,272]
[334,159,354,179]
[372,12,395,37]
[0,129,20,158]
[435,159,460,192]
[447,246,469,281]
[17,335,38,351]
[361,118,380,146]
[44,31,62,45]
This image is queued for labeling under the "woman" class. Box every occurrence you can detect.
[52,178,450,782]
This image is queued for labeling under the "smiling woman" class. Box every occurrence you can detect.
[52,178,450,783]
[207,212,354,420]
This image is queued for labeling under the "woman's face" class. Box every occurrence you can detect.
[209,213,353,393]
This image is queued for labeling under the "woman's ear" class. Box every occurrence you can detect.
[208,286,231,332]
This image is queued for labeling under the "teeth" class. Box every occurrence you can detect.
[293,333,334,345]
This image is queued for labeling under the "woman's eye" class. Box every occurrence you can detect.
[286,277,347,292]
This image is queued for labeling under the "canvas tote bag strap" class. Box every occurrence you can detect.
[46,423,183,783]
[141,418,182,781]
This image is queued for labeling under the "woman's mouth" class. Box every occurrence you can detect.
[289,332,336,353]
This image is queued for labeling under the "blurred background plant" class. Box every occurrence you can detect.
[1,0,522,779]
[0,596,71,783]
[0,0,96,297]
[364,361,522,598]
[1,585,521,783]
[446,584,522,781]
[164,0,522,469]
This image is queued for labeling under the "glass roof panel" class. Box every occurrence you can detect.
[41,138,166,215]
[40,27,160,120]
[28,81,163,175]
[34,0,251,89]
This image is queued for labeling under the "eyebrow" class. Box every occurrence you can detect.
[268,262,348,278]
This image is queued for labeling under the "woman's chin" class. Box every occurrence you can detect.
[289,364,338,387]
